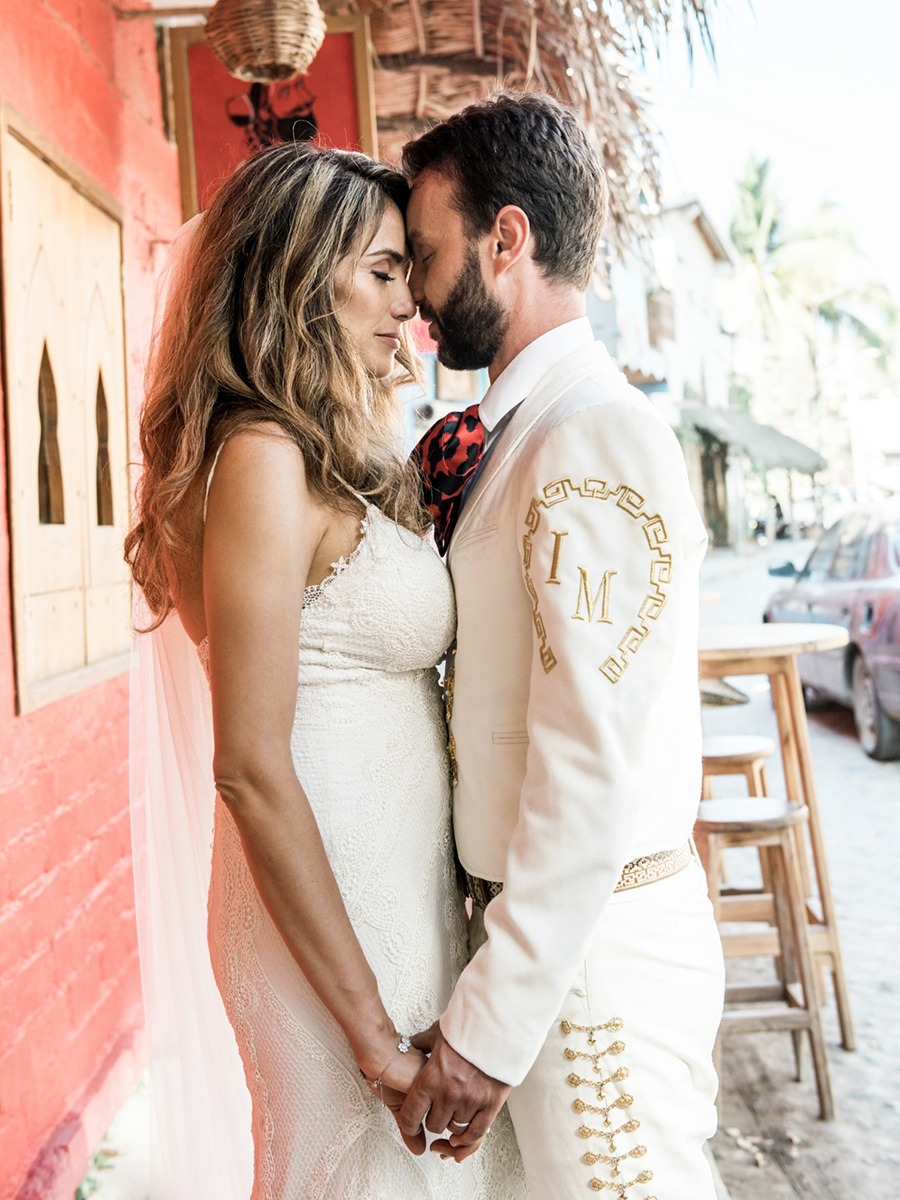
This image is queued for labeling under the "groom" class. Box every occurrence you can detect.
[400,93,724,1198]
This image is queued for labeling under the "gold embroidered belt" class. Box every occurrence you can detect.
[464,842,693,910]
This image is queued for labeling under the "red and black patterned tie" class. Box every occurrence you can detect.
[412,403,486,554]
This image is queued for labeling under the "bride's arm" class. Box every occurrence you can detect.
[202,427,422,1102]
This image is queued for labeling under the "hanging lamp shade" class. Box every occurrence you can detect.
[205,0,327,83]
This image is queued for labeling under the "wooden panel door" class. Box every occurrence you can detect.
[1,122,130,710]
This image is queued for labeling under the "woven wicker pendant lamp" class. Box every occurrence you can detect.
[205,0,327,83]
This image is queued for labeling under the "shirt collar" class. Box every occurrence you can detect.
[478,317,594,432]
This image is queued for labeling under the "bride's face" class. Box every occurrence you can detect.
[335,202,415,378]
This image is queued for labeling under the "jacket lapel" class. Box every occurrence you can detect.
[449,341,615,552]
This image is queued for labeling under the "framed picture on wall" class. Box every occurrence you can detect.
[169,15,377,220]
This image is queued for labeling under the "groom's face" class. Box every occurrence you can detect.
[407,170,508,372]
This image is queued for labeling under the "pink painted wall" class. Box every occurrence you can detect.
[0,2,181,1196]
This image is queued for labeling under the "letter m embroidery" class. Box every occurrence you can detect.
[572,567,617,624]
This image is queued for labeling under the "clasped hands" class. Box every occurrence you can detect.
[368,1023,511,1164]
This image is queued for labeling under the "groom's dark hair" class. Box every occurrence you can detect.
[401,91,607,291]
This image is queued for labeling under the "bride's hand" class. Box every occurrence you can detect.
[361,1040,428,1155]
[380,1048,427,1153]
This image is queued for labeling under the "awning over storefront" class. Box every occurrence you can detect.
[684,406,827,475]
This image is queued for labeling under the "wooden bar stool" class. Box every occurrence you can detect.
[701,734,775,799]
[702,734,777,893]
[695,796,835,1121]
[698,625,855,1053]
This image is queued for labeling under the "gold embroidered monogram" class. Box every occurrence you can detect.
[522,477,672,679]
[546,530,569,584]
[572,567,617,624]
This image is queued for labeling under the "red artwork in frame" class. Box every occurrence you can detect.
[170,17,376,219]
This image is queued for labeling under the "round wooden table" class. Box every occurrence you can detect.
[698,622,855,1051]
[699,622,849,663]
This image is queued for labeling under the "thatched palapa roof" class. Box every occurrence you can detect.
[134,0,719,251]
[327,0,719,253]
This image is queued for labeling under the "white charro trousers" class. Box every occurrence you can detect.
[469,858,724,1199]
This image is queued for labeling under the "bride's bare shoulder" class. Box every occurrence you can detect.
[214,421,305,468]
[208,422,317,506]
[206,423,340,554]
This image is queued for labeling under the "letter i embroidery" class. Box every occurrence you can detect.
[546,530,569,584]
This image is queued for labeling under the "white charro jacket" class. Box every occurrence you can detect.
[438,340,709,1086]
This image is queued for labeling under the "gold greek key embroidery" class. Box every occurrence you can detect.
[617,844,691,890]
[587,1169,656,1195]
[523,500,557,671]
[546,530,569,584]
[521,477,671,679]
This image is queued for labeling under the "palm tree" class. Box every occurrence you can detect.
[726,156,897,513]
[731,158,896,352]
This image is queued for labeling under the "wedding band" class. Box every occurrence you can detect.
[448,1119,471,1130]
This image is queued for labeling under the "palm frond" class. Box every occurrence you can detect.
[322,0,722,254]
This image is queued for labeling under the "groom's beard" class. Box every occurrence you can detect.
[421,246,508,372]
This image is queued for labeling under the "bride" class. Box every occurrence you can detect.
[126,142,525,1199]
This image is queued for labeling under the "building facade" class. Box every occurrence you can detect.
[0,5,181,1197]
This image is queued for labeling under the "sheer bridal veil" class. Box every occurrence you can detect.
[129,218,253,1199]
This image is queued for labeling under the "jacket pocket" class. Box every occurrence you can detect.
[455,523,498,549]
[492,728,529,746]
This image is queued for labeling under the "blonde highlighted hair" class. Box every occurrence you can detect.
[126,141,426,624]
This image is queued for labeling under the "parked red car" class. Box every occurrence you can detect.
[764,502,900,760]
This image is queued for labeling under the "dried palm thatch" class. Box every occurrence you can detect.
[322,0,718,255]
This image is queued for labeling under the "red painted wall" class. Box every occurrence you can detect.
[187,31,363,207]
[0,3,181,1196]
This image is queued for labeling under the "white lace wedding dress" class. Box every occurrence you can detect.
[200,502,527,1199]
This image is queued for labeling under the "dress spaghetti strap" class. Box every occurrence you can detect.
[203,443,227,524]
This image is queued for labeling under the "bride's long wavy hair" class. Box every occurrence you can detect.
[126,141,427,625]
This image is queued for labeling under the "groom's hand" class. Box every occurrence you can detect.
[398,1028,510,1162]
[410,1022,440,1054]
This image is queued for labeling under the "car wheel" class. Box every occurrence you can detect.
[802,685,829,711]
[851,656,900,761]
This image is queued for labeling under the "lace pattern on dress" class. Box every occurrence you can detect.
[303,507,370,606]
[200,495,527,1198]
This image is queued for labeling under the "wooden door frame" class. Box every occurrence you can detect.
[0,105,131,712]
